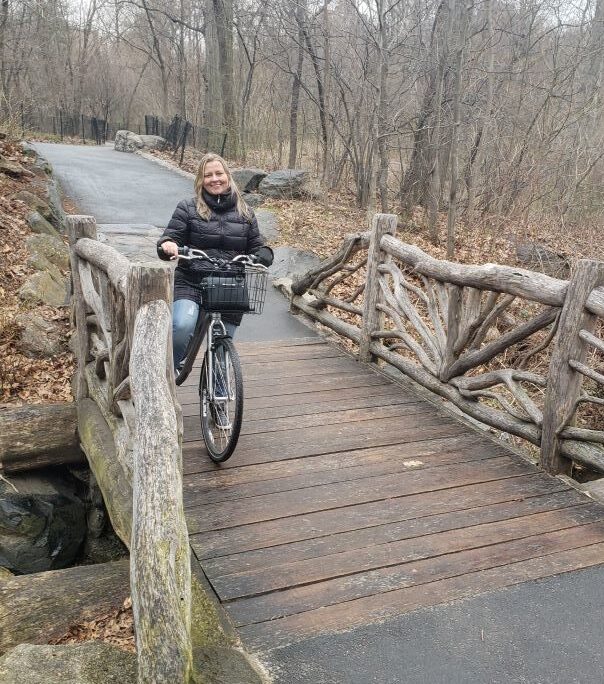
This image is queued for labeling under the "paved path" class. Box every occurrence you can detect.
[34,142,314,342]
[37,142,604,684]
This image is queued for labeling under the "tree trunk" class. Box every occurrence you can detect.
[376,2,389,213]
[446,0,469,257]
[288,1,305,169]
[400,0,452,211]
[0,403,82,473]
[202,0,222,144]
[211,0,237,157]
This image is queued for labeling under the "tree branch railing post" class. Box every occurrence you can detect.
[127,263,191,683]
[67,215,98,400]
[358,213,397,363]
[541,259,604,475]
[68,219,192,682]
[288,214,604,477]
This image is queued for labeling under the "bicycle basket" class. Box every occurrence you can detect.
[201,266,268,314]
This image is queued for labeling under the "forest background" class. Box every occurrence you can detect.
[1,0,604,259]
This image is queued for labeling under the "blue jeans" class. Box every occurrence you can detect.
[172,299,237,370]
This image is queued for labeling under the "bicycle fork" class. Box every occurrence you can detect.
[205,314,231,403]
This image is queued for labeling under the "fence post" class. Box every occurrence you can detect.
[358,213,398,363]
[126,262,191,683]
[67,215,98,400]
[59,109,64,140]
[179,122,190,166]
[81,114,85,144]
[220,132,227,157]
[541,259,604,474]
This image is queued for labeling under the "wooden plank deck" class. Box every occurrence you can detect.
[178,337,604,651]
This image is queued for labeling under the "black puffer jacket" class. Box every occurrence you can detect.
[157,191,273,308]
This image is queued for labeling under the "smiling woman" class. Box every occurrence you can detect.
[156,153,274,371]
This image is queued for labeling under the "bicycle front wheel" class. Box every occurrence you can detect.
[199,336,244,463]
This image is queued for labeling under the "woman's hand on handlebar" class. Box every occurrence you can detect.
[160,240,179,260]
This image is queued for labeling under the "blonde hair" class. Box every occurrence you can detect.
[194,153,252,221]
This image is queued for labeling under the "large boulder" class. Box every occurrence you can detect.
[138,134,165,151]
[15,313,63,358]
[258,169,310,198]
[232,168,267,192]
[18,271,67,307]
[515,242,570,278]
[26,234,69,271]
[27,211,60,238]
[114,130,144,153]
[0,470,87,574]
[0,642,137,684]
[270,246,321,279]
[242,192,265,209]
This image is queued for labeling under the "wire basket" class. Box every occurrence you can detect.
[200,266,268,314]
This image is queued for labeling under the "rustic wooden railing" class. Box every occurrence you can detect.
[67,215,192,683]
[285,213,604,478]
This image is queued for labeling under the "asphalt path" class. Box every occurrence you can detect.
[35,142,604,683]
[34,142,314,342]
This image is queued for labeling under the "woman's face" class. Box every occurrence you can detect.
[203,160,229,195]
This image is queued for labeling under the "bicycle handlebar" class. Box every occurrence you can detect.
[174,246,268,270]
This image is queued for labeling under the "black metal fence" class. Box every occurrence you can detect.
[8,105,227,161]
[145,114,227,162]
[14,107,122,144]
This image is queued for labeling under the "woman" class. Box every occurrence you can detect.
[157,153,273,369]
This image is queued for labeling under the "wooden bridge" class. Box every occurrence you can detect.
[180,337,604,651]
[66,213,604,681]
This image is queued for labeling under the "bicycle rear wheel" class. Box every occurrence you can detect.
[199,336,243,463]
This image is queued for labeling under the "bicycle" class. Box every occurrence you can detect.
[173,247,269,462]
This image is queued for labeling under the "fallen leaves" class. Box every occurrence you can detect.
[0,137,75,405]
[49,597,135,653]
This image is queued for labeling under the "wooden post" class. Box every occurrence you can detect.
[130,300,191,683]
[67,215,98,400]
[127,263,191,683]
[126,262,180,437]
[359,213,398,362]
[541,259,604,474]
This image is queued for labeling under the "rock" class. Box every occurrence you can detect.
[13,191,54,224]
[258,169,310,198]
[515,242,570,278]
[27,211,60,238]
[18,271,67,307]
[27,250,64,281]
[26,234,69,271]
[0,567,12,579]
[232,168,267,192]
[15,313,63,358]
[242,192,265,209]
[0,470,87,574]
[0,642,137,684]
[255,208,279,241]
[19,142,37,158]
[0,154,33,179]
[138,134,165,151]
[45,179,66,232]
[270,246,322,279]
[0,560,130,654]
[114,130,144,153]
